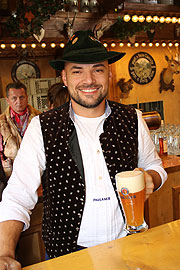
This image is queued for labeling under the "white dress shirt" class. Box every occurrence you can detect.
[0,104,167,247]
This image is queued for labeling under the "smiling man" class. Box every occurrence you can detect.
[0,30,167,269]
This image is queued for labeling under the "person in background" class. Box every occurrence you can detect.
[0,158,7,201]
[0,82,40,178]
[0,30,167,269]
[47,82,69,109]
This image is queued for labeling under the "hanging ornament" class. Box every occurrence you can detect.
[33,28,45,42]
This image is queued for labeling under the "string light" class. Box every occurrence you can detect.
[0,41,179,49]
[21,43,26,49]
[138,15,145,23]
[111,42,116,48]
[10,43,16,49]
[153,16,159,23]
[168,42,173,47]
[165,17,171,23]
[159,16,165,23]
[41,42,46,48]
[155,42,160,47]
[50,42,56,48]
[31,43,36,48]
[132,15,139,23]
[123,14,131,22]
[60,43,65,48]
[146,16,152,23]
[0,43,6,49]
[134,42,139,47]
[171,17,177,24]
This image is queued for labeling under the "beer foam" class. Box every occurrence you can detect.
[115,171,145,193]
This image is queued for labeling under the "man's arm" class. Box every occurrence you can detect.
[0,220,23,270]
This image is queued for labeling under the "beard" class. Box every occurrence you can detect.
[69,85,108,109]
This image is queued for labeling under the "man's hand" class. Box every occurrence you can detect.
[134,168,155,200]
[0,257,21,270]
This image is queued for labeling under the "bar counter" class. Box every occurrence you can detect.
[146,154,180,228]
[23,219,180,270]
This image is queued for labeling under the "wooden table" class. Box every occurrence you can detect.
[23,219,180,270]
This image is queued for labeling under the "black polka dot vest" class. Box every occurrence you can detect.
[40,100,138,258]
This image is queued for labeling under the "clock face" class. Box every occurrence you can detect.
[128,52,156,85]
[11,60,41,82]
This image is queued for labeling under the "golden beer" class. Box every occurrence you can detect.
[116,170,148,234]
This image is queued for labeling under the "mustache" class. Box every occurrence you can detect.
[77,84,101,90]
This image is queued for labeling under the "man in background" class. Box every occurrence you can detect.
[0,82,40,178]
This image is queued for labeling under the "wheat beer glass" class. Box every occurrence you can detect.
[116,170,148,234]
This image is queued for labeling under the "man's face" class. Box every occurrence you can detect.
[62,61,111,109]
[6,88,28,114]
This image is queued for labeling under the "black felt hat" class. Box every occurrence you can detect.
[49,30,126,71]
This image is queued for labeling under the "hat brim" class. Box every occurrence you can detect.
[49,51,126,71]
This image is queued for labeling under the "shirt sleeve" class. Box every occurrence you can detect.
[0,116,46,230]
[137,109,167,188]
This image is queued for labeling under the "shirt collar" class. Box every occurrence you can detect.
[69,100,111,123]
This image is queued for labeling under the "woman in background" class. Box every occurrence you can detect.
[47,83,69,109]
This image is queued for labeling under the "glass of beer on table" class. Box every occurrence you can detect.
[116,170,148,234]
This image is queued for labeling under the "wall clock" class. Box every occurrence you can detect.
[128,52,156,85]
[11,60,41,82]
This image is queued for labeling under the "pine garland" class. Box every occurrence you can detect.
[6,0,64,39]
[110,16,160,40]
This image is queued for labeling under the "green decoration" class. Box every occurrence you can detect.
[6,0,64,39]
[110,16,161,41]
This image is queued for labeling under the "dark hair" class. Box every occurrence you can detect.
[6,82,27,97]
[47,83,69,109]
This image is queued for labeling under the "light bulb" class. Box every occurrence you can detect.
[171,17,177,24]
[159,16,165,23]
[123,14,131,22]
[111,42,116,48]
[149,43,153,47]
[141,42,146,47]
[50,42,56,48]
[155,42,160,47]
[138,15,145,23]
[132,15,139,23]
[153,16,159,23]
[127,42,131,47]
[168,42,173,47]
[11,43,16,49]
[0,43,6,49]
[162,42,166,47]
[21,43,26,49]
[146,16,152,23]
[60,43,65,48]
[175,42,179,47]
[134,42,139,47]
[41,42,46,48]
[31,43,36,48]
[119,42,124,47]
[165,17,171,23]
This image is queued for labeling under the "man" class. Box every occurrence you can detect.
[0,82,40,178]
[0,30,167,269]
